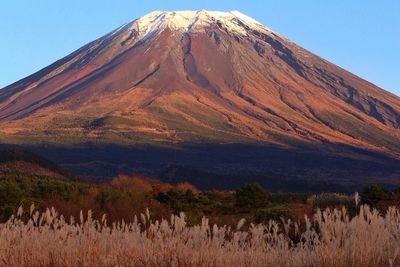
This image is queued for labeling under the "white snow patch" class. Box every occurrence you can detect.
[126,10,274,42]
[229,11,261,25]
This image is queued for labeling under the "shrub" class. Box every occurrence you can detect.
[361,184,389,206]
[254,205,291,223]
[96,190,123,207]
[156,188,196,212]
[235,183,268,209]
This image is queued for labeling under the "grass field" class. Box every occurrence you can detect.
[0,203,399,267]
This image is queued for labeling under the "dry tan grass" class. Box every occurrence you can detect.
[0,205,399,267]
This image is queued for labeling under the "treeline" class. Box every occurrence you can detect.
[0,173,87,221]
[1,172,399,225]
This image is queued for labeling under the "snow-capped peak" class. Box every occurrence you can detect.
[129,10,272,41]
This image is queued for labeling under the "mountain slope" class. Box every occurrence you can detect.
[0,11,399,187]
[0,149,70,178]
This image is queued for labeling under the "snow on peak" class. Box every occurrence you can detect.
[129,10,272,41]
[229,11,262,25]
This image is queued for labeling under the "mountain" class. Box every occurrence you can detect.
[0,11,399,189]
[0,149,70,179]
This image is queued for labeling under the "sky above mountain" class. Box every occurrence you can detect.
[0,0,399,96]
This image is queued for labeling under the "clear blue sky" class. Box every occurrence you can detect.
[1,0,399,96]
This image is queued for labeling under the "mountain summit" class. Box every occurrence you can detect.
[1,10,399,188]
[126,10,272,39]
